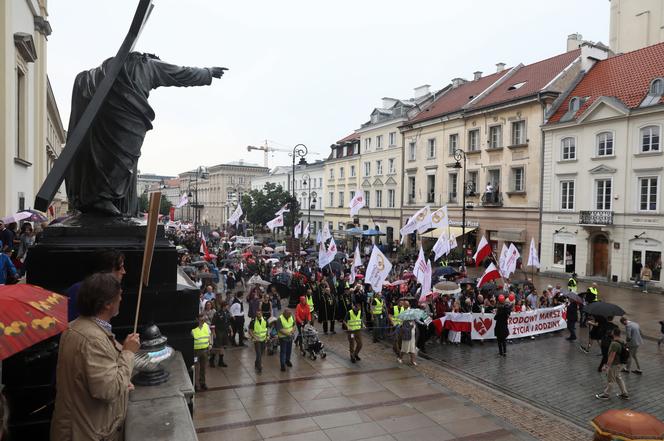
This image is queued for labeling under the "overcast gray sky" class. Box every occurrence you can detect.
[48,0,608,176]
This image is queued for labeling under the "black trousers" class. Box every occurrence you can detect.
[497,338,507,355]
[232,316,245,344]
[322,320,335,333]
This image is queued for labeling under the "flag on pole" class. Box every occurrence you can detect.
[294,221,302,238]
[399,216,418,243]
[498,243,509,274]
[502,243,521,278]
[430,206,449,230]
[472,236,492,266]
[415,206,432,233]
[432,231,450,261]
[266,214,284,231]
[316,230,323,244]
[228,204,243,226]
[318,241,327,268]
[303,223,310,237]
[275,204,290,216]
[365,245,392,293]
[527,237,540,268]
[349,244,362,283]
[414,246,428,282]
[418,259,433,303]
[448,232,457,250]
[477,263,501,288]
[200,233,210,260]
[322,222,332,241]
[349,189,365,216]
[176,193,189,208]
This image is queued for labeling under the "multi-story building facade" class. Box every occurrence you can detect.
[0,0,55,216]
[324,133,361,238]
[541,42,664,288]
[137,173,175,196]
[46,78,67,217]
[400,43,607,256]
[610,0,664,54]
[251,161,325,234]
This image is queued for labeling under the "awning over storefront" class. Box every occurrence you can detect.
[491,228,525,242]
[422,226,478,239]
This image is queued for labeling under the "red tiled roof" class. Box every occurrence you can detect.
[336,132,360,143]
[548,43,664,124]
[408,70,509,124]
[469,49,580,110]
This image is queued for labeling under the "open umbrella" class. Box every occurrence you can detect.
[21,209,48,223]
[433,281,461,295]
[0,284,68,360]
[2,211,32,224]
[275,245,287,253]
[397,308,428,322]
[591,409,664,441]
[584,301,625,317]
[560,290,584,304]
[210,231,220,238]
[457,277,476,285]
[263,246,275,252]
[269,253,286,259]
[362,229,385,236]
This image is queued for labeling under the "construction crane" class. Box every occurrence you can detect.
[247,140,319,168]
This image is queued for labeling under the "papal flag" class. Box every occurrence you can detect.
[350,244,362,284]
[266,214,284,231]
[275,204,290,216]
[349,189,366,217]
[365,245,392,293]
[322,222,332,241]
[415,205,432,233]
[303,223,310,237]
[294,221,303,238]
[432,231,450,261]
[228,204,243,226]
[176,193,189,209]
[430,206,449,230]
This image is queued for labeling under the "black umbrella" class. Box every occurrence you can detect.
[269,253,286,259]
[190,261,207,267]
[560,290,584,304]
[333,252,347,262]
[584,301,625,317]
[457,277,476,285]
[328,261,343,276]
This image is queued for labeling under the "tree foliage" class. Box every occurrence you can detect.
[241,182,301,230]
[138,193,173,216]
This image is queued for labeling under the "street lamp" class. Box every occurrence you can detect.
[452,149,469,258]
[302,173,312,240]
[291,144,308,268]
[191,166,208,240]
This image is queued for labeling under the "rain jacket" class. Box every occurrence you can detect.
[295,296,312,325]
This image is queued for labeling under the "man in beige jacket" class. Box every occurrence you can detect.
[51,272,140,441]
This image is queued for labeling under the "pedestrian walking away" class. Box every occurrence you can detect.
[230,291,246,346]
[494,294,511,357]
[344,302,364,363]
[595,327,630,401]
[248,310,268,373]
[398,319,419,366]
[620,316,643,374]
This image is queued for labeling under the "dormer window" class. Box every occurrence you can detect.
[508,81,527,91]
[569,97,580,113]
[650,78,664,96]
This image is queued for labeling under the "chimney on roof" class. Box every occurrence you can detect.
[567,33,583,52]
[580,41,609,72]
[473,71,482,80]
[496,62,506,72]
[413,84,430,99]
[381,97,398,108]
[451,78,467,88]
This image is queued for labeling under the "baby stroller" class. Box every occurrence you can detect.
[299,323,326,360]
[266,318,279,356]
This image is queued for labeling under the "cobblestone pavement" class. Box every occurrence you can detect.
[419,326,664,428]
[193,337,548,441]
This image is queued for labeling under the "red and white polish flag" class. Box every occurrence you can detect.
[472,235,492,266]
[477,263,502,288]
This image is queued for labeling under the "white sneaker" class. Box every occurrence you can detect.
[412,361,418,366]
[397,358,403,364]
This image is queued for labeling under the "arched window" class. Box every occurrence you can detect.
[650,78,664,96]
[561,137,576,160]
[569,97,580,113]
[596,132,614,156]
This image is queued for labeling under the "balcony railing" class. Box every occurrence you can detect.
[579,210,614,225]
[480,192,503,207]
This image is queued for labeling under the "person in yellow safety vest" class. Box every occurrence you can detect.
[371,292,385,343]
[567,273,578,293]
[192,313,212,391]
[277,309,295,372]
[588,283,599,302]
[248,309,268,373]
[344,302,364,363]
[390,300,407,355]
[305,288,315,318]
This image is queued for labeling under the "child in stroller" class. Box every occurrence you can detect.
[299,321,326,360]
[266,317,279,356]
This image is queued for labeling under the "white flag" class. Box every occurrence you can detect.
[430,206,449,230]
[275,204,290,216]
[228,204,243,225]
[303,223,310,237]
[498,243,509,274]
[316,230,323,244]
[415,205,432,233]
[399,216,418,243]
[318,241,328,268]
[176,193,189,209]
[266,214,284,231]
[349,189,366,217]
[326,237,338,263]
[432,231,450,261]
[365,245,392,293]
[503,243,521,278]
[419,259,432,303]
[527,237,540,268]
[414,246,428,282]
[322,222,332,241]
[294,221,302,238]
[448,232,457,250]
[350,245,362,284]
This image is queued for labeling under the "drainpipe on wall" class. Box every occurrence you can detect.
[400,130,406,247]
[538,96,547,258]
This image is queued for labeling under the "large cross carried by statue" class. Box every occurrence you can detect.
[35,0,226,216]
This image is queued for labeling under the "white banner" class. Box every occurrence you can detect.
[470,305,567,340]
[235,236,254,245]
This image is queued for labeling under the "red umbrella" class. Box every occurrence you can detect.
[592,409,664,441]
[0,284,68,360]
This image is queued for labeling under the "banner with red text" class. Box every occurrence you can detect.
[470,305,567,340]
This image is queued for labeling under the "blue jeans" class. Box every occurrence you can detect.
[279,338,292,367]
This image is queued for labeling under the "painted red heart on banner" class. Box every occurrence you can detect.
[473,317,493,336]
[562,309,567,321]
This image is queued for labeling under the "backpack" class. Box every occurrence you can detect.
[618,341,630,365]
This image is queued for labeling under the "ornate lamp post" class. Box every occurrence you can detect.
[302,173,311,240]
[452,150,468,255]
[291,144,308,268]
